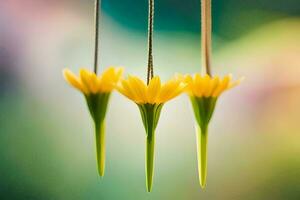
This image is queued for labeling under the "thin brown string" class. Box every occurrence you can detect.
[147,0,154,85]
[201,0,212,76]
[94,0,101,74]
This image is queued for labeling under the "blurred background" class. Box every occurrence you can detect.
[0,0,300,199]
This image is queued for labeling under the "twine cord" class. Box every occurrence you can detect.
[147,0,154,84]
[94,0,101,74]
[201,0,212,76]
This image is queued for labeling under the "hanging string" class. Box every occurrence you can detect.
[201,0,212,76]
[94,0,101,74]
[147,0,154,85]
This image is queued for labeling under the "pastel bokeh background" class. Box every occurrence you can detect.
[1,0,300,199]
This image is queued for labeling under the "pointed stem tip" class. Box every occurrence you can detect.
[146,134,155,192]
[95,120,106,177]
[138,104,162,192]
[196,124,208,188]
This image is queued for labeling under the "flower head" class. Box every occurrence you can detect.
[116,74,186,192]
[117,75,186,105]
[62,67,123,177]
[185,73,243,98]
[185,73,243,188]
[63,67,123,95]
[185,73,243,129]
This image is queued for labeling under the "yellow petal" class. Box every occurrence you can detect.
[96,75,103,92]
[80,69,98,94]
[100,68,115,92]
[166,82,187,101]
[158,79,180,103]
[147,76,161,104]
[184,74,193,84]
[128,76,147,103]
[202,74,211,96]
[204,76,219,97]
[210,76,220,96]
[101,67,115,82]
[184,75,194,95]
[115,67,124,82]
[228,76,244,89]
[194,74,204,97]
[212,74,232,97]
[63,69,87,94]
[100,67,124,92]
[116,81,133,100]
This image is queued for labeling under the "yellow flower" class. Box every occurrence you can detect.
[63,67,123,95]
[185,73,243,98]
[185,73,243,189]
[62,67,123,177]
[117,75,186,105]
[116,74,186,192]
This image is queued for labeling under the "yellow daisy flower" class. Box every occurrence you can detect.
[117,75,186,105]
[117,75,186,192]
[185,73,243,98]
[185,73,243,188]
[63,67,123,177]
[63,67,123,94]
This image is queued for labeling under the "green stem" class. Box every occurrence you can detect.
[196,124,208,188]
[146,133,155,192]
[95,120,105,177]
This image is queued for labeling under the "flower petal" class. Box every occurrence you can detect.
[194,74,205,97]
[99,68,115,92]
[184,75,194,95]
[80,69,98,94]
[128,76,147,104]
[63,69,88,94]
[212,74,232,97]
[166,82,187,101]
[228,76,244,89]
[117,79,138,102]
[147,76,161,104]
[204,76,219,97]
[158,78,182,103]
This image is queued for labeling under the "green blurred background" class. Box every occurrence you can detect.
[1,0,300,199]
